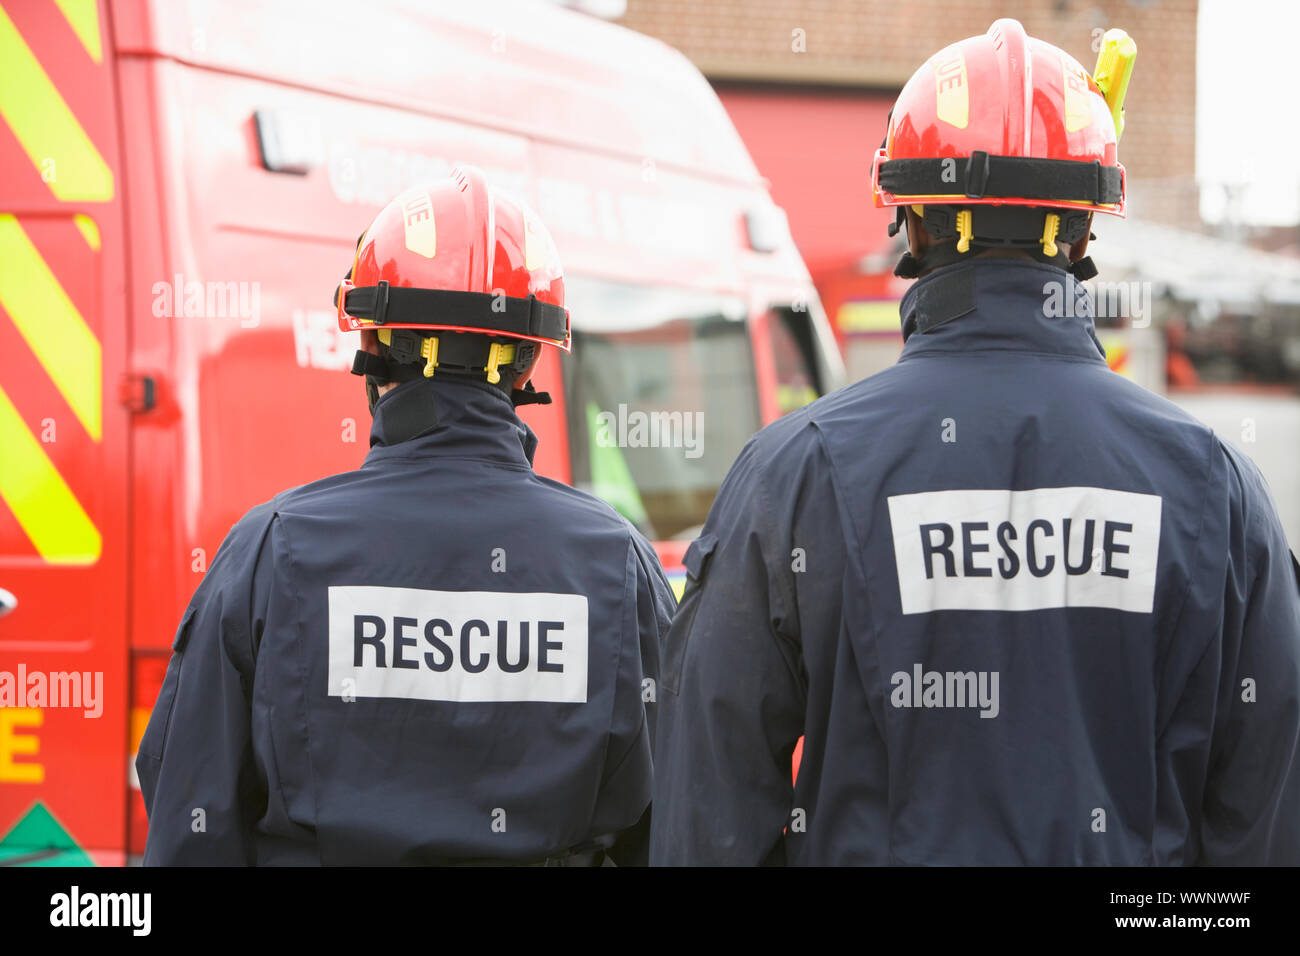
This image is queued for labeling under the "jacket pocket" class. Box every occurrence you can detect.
[663,532,718,694]
[171,604,196,652]
[139,606,195,761]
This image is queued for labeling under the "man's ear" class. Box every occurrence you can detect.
[358,329,384,416]
[906,207,930,259]
[1068,213,1094,263]
[512,347,543,390]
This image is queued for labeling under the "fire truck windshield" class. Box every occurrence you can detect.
[561,278,759,542]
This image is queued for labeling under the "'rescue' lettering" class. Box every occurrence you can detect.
[888,487,1161,613]
[329,586,588,702]
[919,517,1132,580]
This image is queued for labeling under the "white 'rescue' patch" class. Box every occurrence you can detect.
[328,586,588,702]
[886,487,1162,614]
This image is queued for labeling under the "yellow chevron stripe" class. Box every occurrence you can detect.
[0,383,100,564]
[0,5,113,202]
[73,214,99,251]
[53,0,101,63]
[0,214,101,441]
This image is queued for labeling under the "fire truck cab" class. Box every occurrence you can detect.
[0,0,841,863]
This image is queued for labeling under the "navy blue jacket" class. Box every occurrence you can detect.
[651,259,1300,865]
[138,375,674,865]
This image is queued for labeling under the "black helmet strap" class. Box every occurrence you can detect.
[336,281,569,344]
[878,151,1123,205]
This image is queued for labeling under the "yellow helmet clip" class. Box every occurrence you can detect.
[421,336,439,378]
[955,209,973,253]
[484,342,516,385]
[1040,213,1061,257]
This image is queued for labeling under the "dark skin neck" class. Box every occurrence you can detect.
[905,208,1093,276]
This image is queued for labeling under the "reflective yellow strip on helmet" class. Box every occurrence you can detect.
[523,211,547,272]
[400,189,436,259]
[0,5,113,202]
[933,49,969,129]
[0,383,100,564]
[0,215,102,441]
[1062,60,1093,134]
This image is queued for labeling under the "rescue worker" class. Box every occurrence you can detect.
[650,20,1300,865]
[137,167,675,865]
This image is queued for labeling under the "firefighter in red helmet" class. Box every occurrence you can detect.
[869,17,1130,281]
[139,167,675,866]
[651,21,1300,865]
[337,167,571,414]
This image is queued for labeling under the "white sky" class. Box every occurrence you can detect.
[1197,0,1300,225]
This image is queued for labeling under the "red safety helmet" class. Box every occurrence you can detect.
[336,167,569,404]
[872,18,1130,217]
[871,19,1135,277]
[337,165,569,351]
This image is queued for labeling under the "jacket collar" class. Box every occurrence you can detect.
[897,259,1108,364]
[364,375,538,468]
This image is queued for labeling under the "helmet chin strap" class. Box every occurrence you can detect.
[351,337,554,416]
[893,243,1097,280]
[510,381,553,407]
[892,204,1098,280]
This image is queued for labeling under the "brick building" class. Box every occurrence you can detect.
[617,0,1199,323]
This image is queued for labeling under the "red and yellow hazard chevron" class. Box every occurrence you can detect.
[0,217,102,565]
[0,215,101,441]
[0,0,109,564]
[0,2,112,202]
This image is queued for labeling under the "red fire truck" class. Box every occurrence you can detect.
[0,0,841,863]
